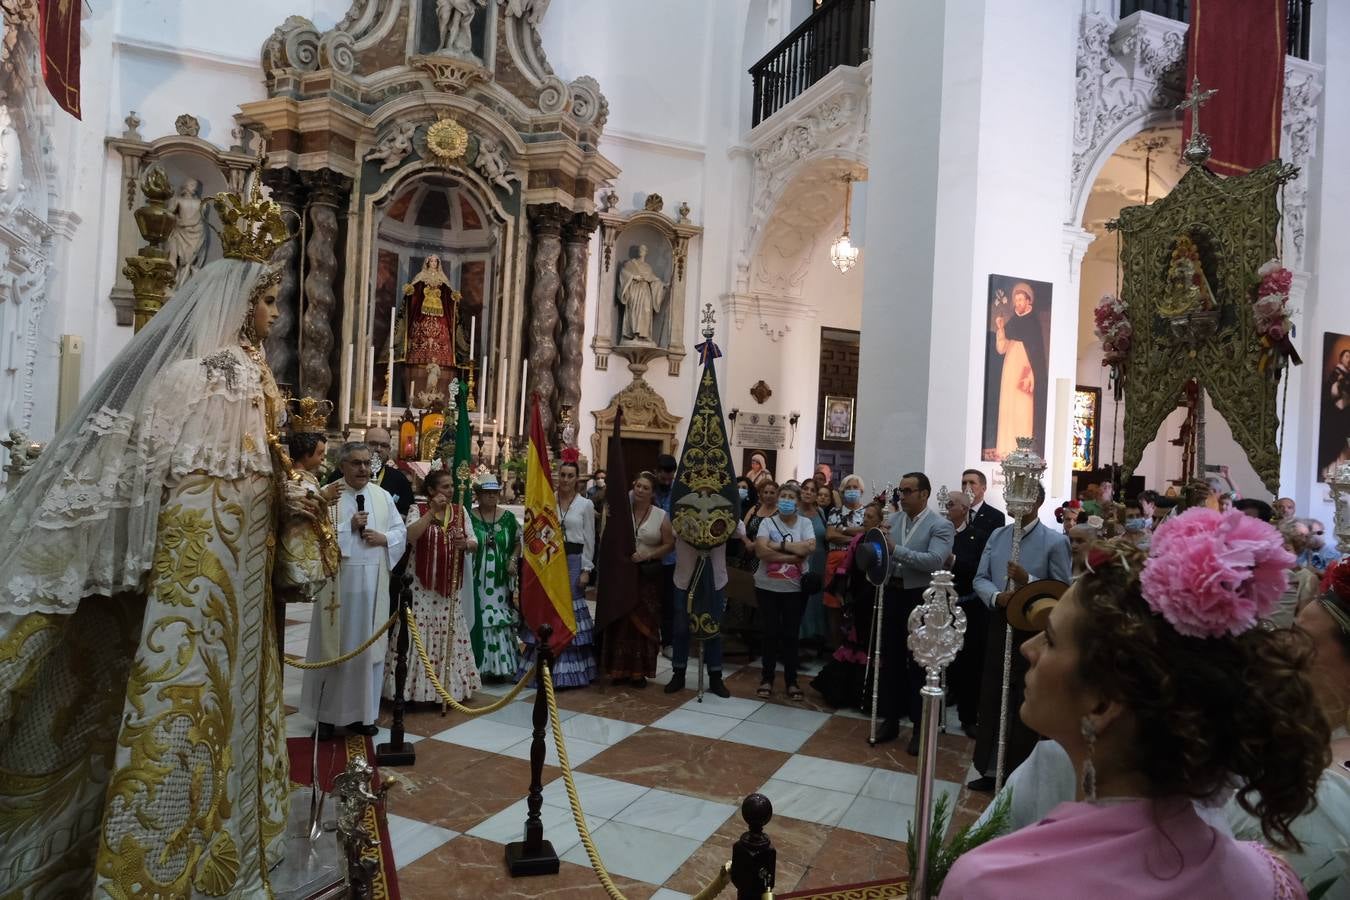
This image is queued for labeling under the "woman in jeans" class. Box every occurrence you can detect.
[754,483,817,700]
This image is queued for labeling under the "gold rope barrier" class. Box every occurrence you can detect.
[405,612,536,716]
[283,610,400,670]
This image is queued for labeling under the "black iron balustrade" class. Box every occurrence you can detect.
[748,0,873,128]
[1118,0,1312,61]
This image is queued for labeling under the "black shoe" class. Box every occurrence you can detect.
[906,730,921,757]
[707,672,731,699]
[316,722,335,741]
[966,775,996,793]
[347,721,379,737]
[872,719,901,745]
[664,668,686,694]
[631,676,648,689]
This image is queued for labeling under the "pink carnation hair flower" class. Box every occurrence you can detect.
[1140,508,1294,638]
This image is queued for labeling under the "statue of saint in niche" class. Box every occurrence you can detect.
[437,0,486,57]
[165,178,209,289]
[618,244,667,344]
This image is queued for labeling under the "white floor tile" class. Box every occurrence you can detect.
[560,820,701,885]
[746,704,831,734]
[481,700,575,729]
[858,768,919,805]
[540,773,650,819]
[385,814,457,868]
[650,708,739,740]
[477,678,535,699]
[679,694,763,721]
[836,795,915,842]
[755,778,856,827]
[499,733,609,768]
[372,726,424,749]
[770,755,873,794]
[720,720,809,753]
[466,798,589,857]
[611,789,737,842]
[561,713,644,747]
[428,718,534,752]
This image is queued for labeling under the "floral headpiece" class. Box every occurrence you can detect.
[1138,508,1294,639]
[1321,558,1350,602]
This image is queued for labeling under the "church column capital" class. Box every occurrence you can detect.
[563,212,599,244]
[262,167,308,211]
[527,202,570,236]
[301,168,352,209]
[1062,225,1097,286]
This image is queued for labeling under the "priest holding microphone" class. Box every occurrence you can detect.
[301,441,408,740]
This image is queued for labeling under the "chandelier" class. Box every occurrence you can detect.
[829,173,860,274]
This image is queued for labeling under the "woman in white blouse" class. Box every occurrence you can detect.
[551,460,599,687]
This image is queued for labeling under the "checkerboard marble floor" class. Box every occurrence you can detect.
[283,603,992,899]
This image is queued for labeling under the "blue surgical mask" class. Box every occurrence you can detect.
[843,488,861,504]
[738,487,749,501]
[777,499,797,517]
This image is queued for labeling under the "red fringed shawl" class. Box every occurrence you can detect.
[414,502,465,597]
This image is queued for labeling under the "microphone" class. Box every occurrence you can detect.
[355,494,365,536]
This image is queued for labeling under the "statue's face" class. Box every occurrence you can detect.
[427,256,440,270]
[252,281,280,340]
[638,245,648,259]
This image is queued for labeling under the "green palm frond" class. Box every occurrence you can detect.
[906,790,1013,896]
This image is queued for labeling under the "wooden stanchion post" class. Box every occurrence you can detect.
[506,623,560,876]
[730,793,775,899]
[376,573,416,767]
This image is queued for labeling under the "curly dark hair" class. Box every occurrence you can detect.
[1074,539,1329,851]
[423,469,453,495]
[286,431,326,462]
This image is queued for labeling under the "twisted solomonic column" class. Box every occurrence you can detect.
[262,167,306,390]
[299,169,351,402]
[526,203,568,439]
[557,212,598,428]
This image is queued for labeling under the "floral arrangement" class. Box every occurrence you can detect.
[1251,259,1302,375]
[1093,294,1131,399]
[1139,508,1294,638]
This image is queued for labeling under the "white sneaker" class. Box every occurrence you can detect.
[661,645,673,660]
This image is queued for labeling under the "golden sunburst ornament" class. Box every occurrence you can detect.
[425,117,469,164]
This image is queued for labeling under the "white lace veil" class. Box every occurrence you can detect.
[0,258,270,615]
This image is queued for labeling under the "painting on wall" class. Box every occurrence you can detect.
[980,275,1053,461]
[1071,386,1101,473]
[1318,331,1350,482]
[822,395,855,442]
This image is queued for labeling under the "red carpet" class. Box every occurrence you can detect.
[778,878,909,899]
[287,734,401,900]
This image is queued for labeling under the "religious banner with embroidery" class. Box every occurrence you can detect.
[38,0,81,118]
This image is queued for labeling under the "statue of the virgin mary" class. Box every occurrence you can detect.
[0,181,317,897]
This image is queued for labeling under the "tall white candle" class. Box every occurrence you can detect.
[518,358,529,434]
[468,315,476,363]
[365,346,375,423]
[340,345,353,429]
[496,354,509,426]
[478,355,487,414]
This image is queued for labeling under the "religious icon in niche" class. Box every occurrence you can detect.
[980,275,1052,461]
[617,244,668,344]
[822,395,854,443]
[1071,386,1100,472]
[402,255,470,400]
[1318,331,1350,482]
[750,380,773,405]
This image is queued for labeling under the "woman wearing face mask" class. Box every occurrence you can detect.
[824,474,869,648]
[754,484,817,700]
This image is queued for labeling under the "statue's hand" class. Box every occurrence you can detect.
[283,480,321,522]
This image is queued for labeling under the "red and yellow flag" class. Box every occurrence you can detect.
[520,394,576,654]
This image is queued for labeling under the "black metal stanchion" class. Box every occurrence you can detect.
[506,623,561,876]
[375,572,416,767]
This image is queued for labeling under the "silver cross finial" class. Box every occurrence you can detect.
[1176,76,1218,132]
[701,302,716,340]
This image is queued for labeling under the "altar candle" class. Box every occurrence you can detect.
[496,354,509,426]
[340,345,353,429]
[409,379,417,410]
[468,315,476,361]
[366,347,375,423]
[478,355,487,414]
[518,359,529,433]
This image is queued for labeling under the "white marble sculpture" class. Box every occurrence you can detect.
[505,0,550,26]
[618,244,666,344]
[366,121,417,172]
[436,0,486,57]
[0,105,21,206]
[165,178,208,288]
[474,136,519,191]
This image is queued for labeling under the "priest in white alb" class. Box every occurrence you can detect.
[302,441,407,739]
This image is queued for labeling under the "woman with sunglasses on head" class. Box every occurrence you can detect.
[944,509,1328,899]
[754,483,816,701]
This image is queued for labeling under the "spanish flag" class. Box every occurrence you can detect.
[520,394,576,654]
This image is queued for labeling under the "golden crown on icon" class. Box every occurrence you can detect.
[212,169,292,263]
[288,397,334,434]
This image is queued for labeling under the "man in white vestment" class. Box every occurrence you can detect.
[302,441,407,738]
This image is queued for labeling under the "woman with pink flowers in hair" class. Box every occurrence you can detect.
[942,508,1328,899]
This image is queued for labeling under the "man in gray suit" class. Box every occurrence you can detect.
[875,472,955,752]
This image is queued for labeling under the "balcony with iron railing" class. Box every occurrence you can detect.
[1119,0,1313,59]
[748,0,873,128]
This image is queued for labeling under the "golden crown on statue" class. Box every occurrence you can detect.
[211,170,292,262]
[288,397,334,434]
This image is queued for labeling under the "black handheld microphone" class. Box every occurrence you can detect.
[355,494,366,536]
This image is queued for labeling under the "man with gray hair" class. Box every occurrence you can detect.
[302,441,407,740]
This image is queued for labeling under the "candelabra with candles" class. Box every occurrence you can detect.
[995,436,1046,791]
[907,570,967,900]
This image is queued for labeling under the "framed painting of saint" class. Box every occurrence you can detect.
[980,275,1053,461]
[823,395,855,442]
[1319,331,1350,482]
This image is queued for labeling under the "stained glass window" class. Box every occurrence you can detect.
[1072,387,1101,472]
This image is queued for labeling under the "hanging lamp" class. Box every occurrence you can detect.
[829,173,860,274]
